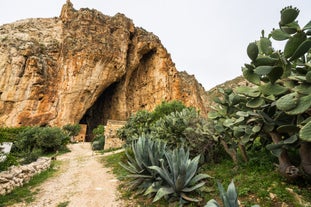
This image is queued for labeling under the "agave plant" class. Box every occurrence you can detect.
[146,147,211,204]
[119,135,167,193]
[205,180,259,207]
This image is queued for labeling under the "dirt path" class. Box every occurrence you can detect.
[11,143,124,207]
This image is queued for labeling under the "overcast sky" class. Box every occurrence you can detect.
[0,1,310,90]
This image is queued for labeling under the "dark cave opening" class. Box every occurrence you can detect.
[79,82,119,142]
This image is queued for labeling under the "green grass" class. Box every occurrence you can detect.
[57,201,70,207]
[103,149,311,207]
[0,160,61,206]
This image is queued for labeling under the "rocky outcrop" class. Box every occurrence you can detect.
[0,1,209,138]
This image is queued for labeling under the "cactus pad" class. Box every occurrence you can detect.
[276,92,299,111]
[247,42,259,61]
[280,6,300,26]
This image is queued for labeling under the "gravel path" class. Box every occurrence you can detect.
[10,143,124,207]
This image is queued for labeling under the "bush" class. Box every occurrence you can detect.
[151,100,187,121]
[117,100,187,143]
[0,153,18,171]
[0,127,27,143]
[91,125,105,150]
[117,110,153,143]
[35,127,69,153]
[151,108,218,161]
[14,126,69,154]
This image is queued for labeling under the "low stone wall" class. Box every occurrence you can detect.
[0,157,51,196]
[104,120,126,150]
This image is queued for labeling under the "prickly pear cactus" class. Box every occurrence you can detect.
[238,5,311,180]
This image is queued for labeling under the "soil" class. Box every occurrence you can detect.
[10,143,124,207]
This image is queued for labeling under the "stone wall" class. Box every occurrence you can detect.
[73,124,87,142]
[104,120,126,150]
[0,157,51,195]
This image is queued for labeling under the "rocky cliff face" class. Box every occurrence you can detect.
[0,1,209,138]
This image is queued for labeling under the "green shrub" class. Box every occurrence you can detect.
[19,149,42,165]
[151,108,217,160]
[35,127,69,153]
[117,100,187,143]
[151,100,187,121]
[117,110,153,143]
[14,126,69,154]
[0,153,18,171]
[91,125,105,150]
[0,127,28,143]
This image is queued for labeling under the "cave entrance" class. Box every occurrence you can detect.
[79,82,118,142]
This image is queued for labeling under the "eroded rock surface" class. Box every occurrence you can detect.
[0,1,209,133]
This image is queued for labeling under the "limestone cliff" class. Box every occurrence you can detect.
[0,1,209,138]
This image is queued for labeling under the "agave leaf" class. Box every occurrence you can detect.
[184,155,200,186]
[127,174,153,179]
[216,181,229,206]
[300,121,311,142]
[204,199,220,207]
[153,186,175,202]
[149,161,174,187]
[227,180,239,207]
[119,162,139,174]
[144,183,159,195]
[180,192,201,202]
[190,174,212,185]
[182,181,205,193]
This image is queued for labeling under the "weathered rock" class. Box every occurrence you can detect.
[0,1,209,137]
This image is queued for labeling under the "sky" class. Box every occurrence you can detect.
[0,1,310,90]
